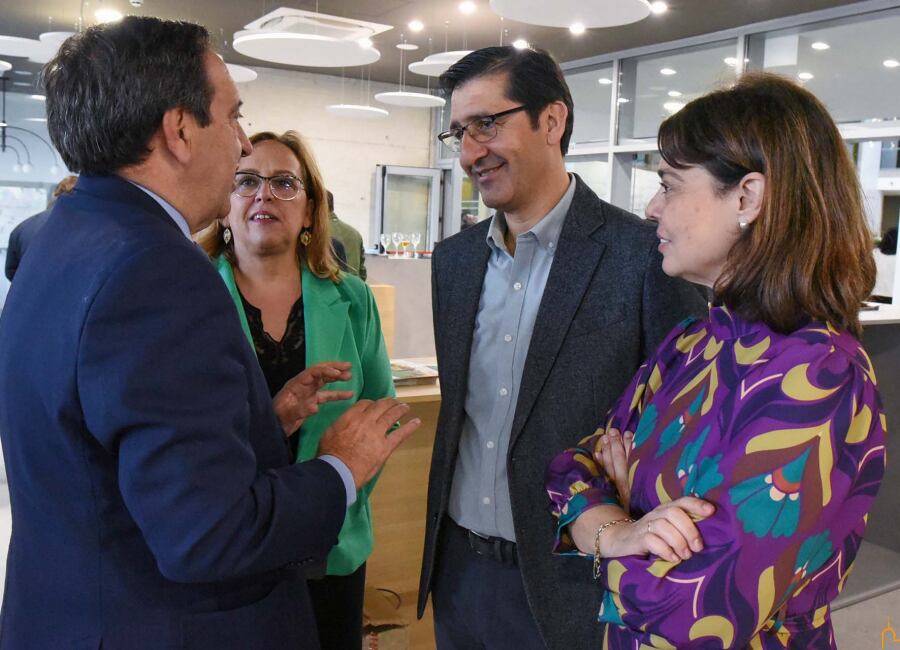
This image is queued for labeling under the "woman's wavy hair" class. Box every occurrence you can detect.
[198,130,340,281]
[657,72,874,337]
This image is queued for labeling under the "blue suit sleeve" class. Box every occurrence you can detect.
[76,243,346,583]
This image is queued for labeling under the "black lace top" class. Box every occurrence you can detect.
[238,291,307,398]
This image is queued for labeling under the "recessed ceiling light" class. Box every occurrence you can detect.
[597,77,613,85]
[24,117,47,122]
[667,90,682,97]
[617,97,629,104]
[649,1,668,14]
[459,1,476,14]
[660,67,677,76]
[408,19,424,32]
[396,43,419,50]
[811,41,830,50]
[0,121,6,127]
[797,72,814,80]
[569,23,585,35]
[663,101,685,113]
[359,37,374,49]
[30,94,46,101]
[13,70,32,76]
[512,38,529,50]
[884,59,900,68]
[723,57,738,66]
[95,8,123,23]
[13,82,31,87]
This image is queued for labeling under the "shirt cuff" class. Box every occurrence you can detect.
[319,455,357,508]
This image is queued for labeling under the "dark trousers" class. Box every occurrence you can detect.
[307,563,366,650]
[432,520,547,650]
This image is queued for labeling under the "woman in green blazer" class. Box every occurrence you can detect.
[198,130,393,650]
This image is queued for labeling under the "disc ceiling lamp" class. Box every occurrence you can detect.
[375,37,445,108]
[225,64,258,83]
[408,23,471,78]
[326,66,389,119]
[489,0,652,28]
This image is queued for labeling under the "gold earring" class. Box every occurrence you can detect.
[223,227,232,244]
[299,228,312,246]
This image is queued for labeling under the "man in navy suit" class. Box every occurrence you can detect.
[0,17,418,649]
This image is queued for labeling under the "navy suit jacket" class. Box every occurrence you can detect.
[0,176,346,649]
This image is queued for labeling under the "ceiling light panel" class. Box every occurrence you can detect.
[234,8,391,67]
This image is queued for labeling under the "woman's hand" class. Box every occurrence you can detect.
[273,361,354,435]
[603,497,715,563]
[594,428,634,512]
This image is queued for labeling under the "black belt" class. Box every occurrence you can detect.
[450,519,518,566]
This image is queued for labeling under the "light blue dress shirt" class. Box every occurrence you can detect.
[126,178,356,508]
[448,175,576,541]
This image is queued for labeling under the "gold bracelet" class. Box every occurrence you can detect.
[593,518,634,579]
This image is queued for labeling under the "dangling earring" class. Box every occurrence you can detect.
[223,227,232,244]
[299,227,312,246]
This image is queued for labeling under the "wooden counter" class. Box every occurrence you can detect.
[366,378,440,650]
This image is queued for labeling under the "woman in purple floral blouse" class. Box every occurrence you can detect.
[546,72,886,649]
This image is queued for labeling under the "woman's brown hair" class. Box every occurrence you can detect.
[197,130,341,282]
[658,72,874,337]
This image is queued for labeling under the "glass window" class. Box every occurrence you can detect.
[566,65,614,148]
[746,8,900,129]
[618,40,738,144]
[629,152,662,217]
[565,156,610,201]
[459,175,491,230]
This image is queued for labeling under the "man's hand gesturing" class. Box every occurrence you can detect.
[318,398,420,488]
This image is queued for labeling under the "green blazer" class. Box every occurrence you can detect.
[215,256,394,575]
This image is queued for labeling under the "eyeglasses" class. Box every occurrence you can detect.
[437,105,529,153]
[233,172,304,201]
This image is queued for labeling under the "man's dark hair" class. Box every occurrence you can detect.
[439,46,574,156]
[326,190,334,212]
[43,16,213,176]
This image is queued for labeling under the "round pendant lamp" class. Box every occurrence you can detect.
[225,64,258,83]
[408,50,472,77]
[325,104,389,119]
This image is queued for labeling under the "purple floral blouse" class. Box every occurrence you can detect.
[547,307,886,649]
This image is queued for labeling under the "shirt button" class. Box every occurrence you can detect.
[482,497,491,505]
[503,334,512,342]
[486,441,495,449]
[513,282,522,290]
[499,387,509,396]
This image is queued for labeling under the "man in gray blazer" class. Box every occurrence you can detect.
[417,46,709,650]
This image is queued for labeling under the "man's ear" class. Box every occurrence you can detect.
[160,106,193,166]
[544,101,568,147]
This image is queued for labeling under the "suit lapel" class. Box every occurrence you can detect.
[302,268,350,367]
[509,178,608,448]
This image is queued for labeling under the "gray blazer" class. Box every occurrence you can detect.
[418,176,709,649]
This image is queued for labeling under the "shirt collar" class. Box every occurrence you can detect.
[485,174,576,254]
[126,180,192,240]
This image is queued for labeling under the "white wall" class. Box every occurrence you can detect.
[236,66,435,247]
